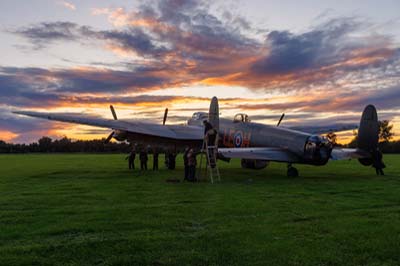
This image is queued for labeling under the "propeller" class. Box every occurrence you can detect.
[104,105,118,144]
[163,108,168,125]
[110,105,118,120]
[104,132,114,144]
[277,113,285,126]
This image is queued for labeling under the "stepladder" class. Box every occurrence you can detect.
[197,131,220,183]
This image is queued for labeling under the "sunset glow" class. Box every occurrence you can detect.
[1,0,399,143]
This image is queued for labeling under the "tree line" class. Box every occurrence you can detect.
[0,137,131,153]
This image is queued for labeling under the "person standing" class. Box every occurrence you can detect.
[153,149,159,171]
[187,148,197,182]
[125,148,136,170]
[168,153,176,170]
[183,146,189,181]
[203,120,213,135]
[203,120,218,168]
[139,149,148,170]
[373,149,385,175]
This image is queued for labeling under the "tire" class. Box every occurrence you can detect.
[287,167,299,177]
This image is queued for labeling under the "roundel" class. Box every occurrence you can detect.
[234,132,243,147]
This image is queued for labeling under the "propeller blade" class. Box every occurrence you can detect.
[163,108,168,125]
[110,105,118,120]
[104,131,114,144]
[277,113,285,126]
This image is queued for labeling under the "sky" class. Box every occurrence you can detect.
[1,0,399,143]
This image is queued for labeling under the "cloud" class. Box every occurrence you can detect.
[12,22,81,49]
[2,0,400,142]
[60,1,76,11]
[0,66,171,97]
[232,85,400,113]
[0,107,69,143]
[11,5,400,93]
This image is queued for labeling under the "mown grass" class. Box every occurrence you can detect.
[0,154,399,266]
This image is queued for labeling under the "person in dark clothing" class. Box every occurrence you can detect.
[373,149,385,175]
[125,148,136,170]
[168,153,176,170]
[203,120,218,169]
[203,120,217,146]
[153,150,159,170]
[183,146,190,181]
[139,150,148,170]
[203,120,213,135]
[164,153,169,168]
[187,148,197,182]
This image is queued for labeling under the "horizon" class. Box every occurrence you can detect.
[1,0,399,144]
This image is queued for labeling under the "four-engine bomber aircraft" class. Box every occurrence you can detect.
[14,97,382,177]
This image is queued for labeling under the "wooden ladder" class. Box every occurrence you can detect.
[197,134,220,183]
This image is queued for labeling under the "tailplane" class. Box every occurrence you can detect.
[357,105,379,166]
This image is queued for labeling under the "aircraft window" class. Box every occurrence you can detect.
[199,113,208,120]
[192,112,208,121]
[234,113,250,123]
[192,113,200,119]
[234,114,243,123]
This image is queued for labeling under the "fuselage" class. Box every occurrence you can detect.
[123,113,332,166]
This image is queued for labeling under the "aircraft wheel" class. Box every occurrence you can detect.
[287,167,299,177]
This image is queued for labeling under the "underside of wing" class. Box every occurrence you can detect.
[218,147,301,163]
[289,124,358,135]
[330,148,371,160]
[13,111,203,140]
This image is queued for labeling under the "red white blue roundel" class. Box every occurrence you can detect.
[234,132,243,147]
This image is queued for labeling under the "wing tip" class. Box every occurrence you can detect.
[12,110,25,115]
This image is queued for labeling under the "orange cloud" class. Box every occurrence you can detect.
[0,130,19,142]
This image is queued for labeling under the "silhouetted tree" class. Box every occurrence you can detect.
[378,120,394,143]
[347,130,358,148]
[53,136,72,152]
[38,137,52,152]
[347,120,395,150]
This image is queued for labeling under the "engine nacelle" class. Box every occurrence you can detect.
[241,159,269,169]
[114,130,127,141]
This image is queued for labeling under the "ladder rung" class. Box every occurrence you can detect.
[198,136,220,183]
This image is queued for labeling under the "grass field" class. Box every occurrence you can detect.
[0,154,399,266]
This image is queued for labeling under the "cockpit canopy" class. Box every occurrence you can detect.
[191,112,208,121]
[233,113,250,123]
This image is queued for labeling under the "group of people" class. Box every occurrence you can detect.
[126,145,197,181]
[126,145,198,181]
[125,146,159,171]
[125,120,218,180]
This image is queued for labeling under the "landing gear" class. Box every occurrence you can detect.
[287,164,299,177]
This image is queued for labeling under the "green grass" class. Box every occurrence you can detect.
[0,154,400,266]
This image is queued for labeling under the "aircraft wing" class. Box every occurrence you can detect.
[218,147,300,163]
[330,148,371,160]
[13,111,203,140]
[289,124,358,135]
